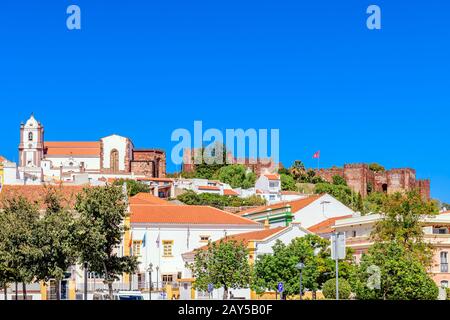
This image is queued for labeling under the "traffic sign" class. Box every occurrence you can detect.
[331,232,346,260]
[277,282,284,293]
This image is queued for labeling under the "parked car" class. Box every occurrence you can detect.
[92,291,144,300]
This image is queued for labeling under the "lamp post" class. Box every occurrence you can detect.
[156,266,160,290]
[148,263,153,301]
[296,262,305,300]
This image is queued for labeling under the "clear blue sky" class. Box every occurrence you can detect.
[0,1,448,202]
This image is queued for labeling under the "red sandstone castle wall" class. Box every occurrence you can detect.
[316,164,430,200]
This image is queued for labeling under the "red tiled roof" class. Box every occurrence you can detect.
[130,204,261,225]
[238,194,323,216]
[44,142,100,156]
[223,189,239,196]
[129,192,172,205]
[198,186,220,191]
[308,215,353,234]
[264,174,280,180]
[440,210,450,215]
[0,185,87,209]
[281,191,302,195]
[196,227,286,251]
[137,177,174,182]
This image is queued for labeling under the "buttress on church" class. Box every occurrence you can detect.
[2,114,166,186]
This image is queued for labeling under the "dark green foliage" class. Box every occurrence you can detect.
[177,190,266,209]
[354,242,438,300]
[214,164,256,189]
[189,240,252,300]
[112,179,150,197]
[322,278,352,299]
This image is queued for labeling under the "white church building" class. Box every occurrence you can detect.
[4,114,166,185]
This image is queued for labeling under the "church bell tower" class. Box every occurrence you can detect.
[18,113,44,168]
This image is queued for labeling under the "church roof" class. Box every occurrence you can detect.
[44,142,101,156]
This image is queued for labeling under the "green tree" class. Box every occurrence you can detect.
[362,191,387,214]
[280,174,296,191]
[252,235,355,299]
[0,195,40,300]
[74,185,139,299]
[368,163,385,172]
[354,241,438,300]
[112,179,150,197]
[322,278,352,299]
[188,240,251,300]
[190,143,229,180]
[372,191,438,266]
[32,187,79,300]
[289,160,306,180]
[332,175,347,186]
[177,190,266,209]
[214,164,256,189]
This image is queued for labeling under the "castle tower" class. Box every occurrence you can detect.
[19,113,45,168]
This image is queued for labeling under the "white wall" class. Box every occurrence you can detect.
[44,156,100,171]
[101,135,129,171]
[131,224,262,283]
[292,194,354,229]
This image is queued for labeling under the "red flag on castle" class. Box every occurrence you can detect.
[313,150,320,171]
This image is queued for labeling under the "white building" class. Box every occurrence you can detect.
[4,114,166,185]
[126,199,263,296]
[238,193,355,229]
[180,222,312,300]
[254,173,282,204]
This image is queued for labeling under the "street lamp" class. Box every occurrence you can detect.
[156,266,160,290]
[296,262,305,300]
[148,263,153,301]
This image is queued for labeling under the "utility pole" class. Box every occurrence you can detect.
[335,233,339,300]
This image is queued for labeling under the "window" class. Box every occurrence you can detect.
[28,132,33,141]
[269,182,278,188]
[441,281,449,288]
[200,235,210,242]
[162,274,173,283]
[163,240,173,257]
[434,227,449,234]
[110,149,119,172]
[132,240,142,256]
[441,252,448,273]
[352,230,357,238]
[269,195,275,200]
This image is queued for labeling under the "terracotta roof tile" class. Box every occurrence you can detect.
[264,174,280,180]
[223,189,239,196]
[129,192,172,205]
[196,227,286,251]
[130,204,261,225]
[0,185,87,209]
[308,215,353,234]
[44,142,100,156]
[198,186,220,191]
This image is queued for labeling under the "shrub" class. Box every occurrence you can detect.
[322,278,352,300]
